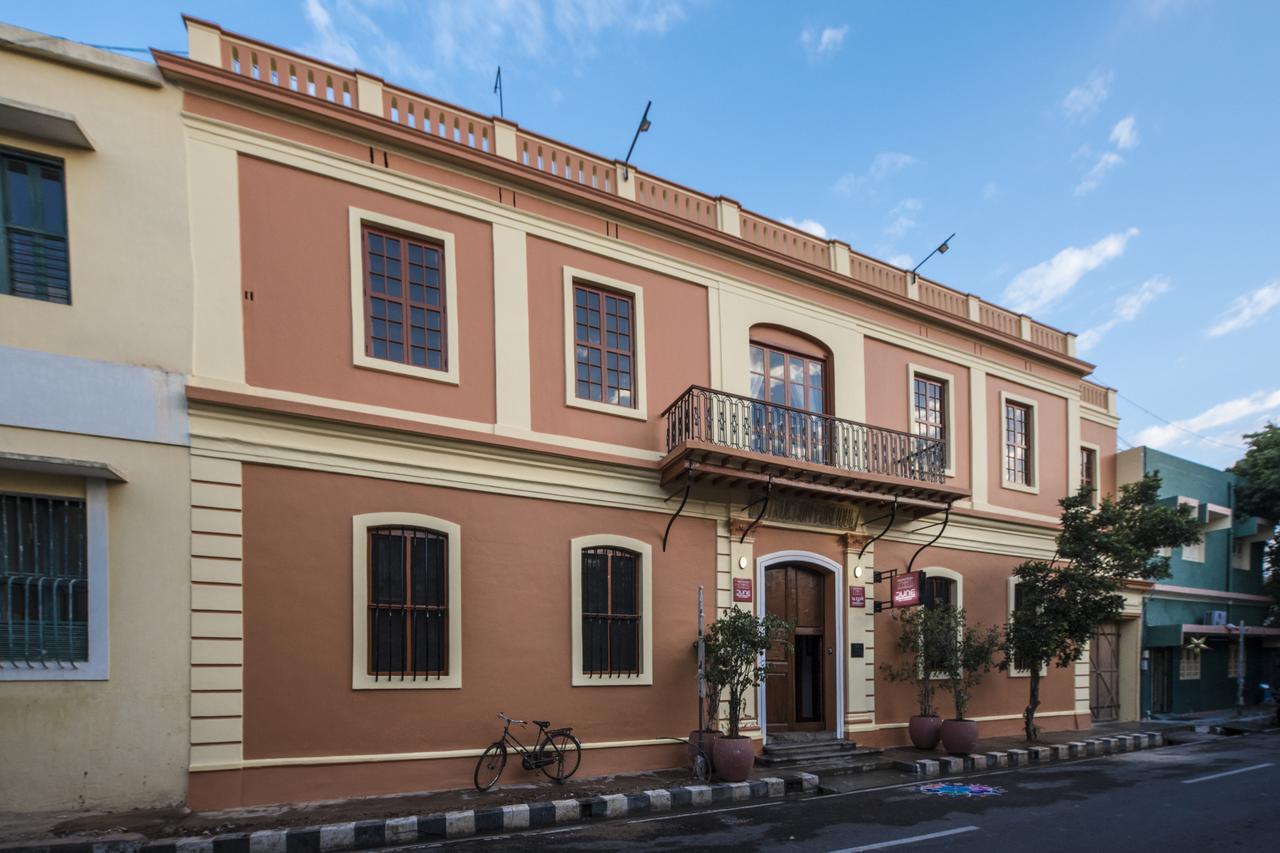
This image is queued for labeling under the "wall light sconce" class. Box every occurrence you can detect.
[738,556,749,570]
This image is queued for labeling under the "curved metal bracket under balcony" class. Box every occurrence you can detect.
[659,385,969,514]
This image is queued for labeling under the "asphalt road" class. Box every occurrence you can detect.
[411,730,1280,852]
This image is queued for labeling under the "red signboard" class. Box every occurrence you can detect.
[849,586,866,608]
[733,578,753,603]
[892,572,921,608]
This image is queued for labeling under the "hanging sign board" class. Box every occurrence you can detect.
[733,578,753,603]
[892,572,921,608]
[849,586,866,609]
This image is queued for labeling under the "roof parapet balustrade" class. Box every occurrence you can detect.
[660,386,968,513]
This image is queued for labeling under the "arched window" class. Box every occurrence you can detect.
[367,526,448,678]
[581,546,640,677]
[748,326,832,464]
[570,535,653,685]
[922,575,957,609]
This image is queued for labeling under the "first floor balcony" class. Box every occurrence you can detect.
[660,386,968,514]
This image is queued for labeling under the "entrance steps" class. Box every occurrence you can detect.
[754,733,886,773]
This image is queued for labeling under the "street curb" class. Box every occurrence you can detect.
[894,730,1166,777]
[4,777,795,853]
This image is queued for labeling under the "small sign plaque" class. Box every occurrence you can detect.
[733,578,753,603]
[849,586,866,608]
[892,572,921,608]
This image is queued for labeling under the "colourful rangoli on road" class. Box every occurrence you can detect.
[913,782,1006,798]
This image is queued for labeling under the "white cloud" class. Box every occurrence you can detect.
[1003,228,1139,314]
[1207,281,1280,337]
[1062,69,1113,120]
[887,253,913,269]
[800,24,849,60]
[782,217,829,239]
[1133,389,1280,450]
[832,151,918,197]
[302,0,363,67]
[885,198,922,238]
[1077,275,1170,352]
[982,181,999,200]
[1110,115,1140,150]
[1075,151,1124,195]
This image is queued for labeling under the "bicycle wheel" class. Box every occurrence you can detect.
[473,741,507,791]
[538,732,582,783]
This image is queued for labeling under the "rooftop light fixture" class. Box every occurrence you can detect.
[622,100,652,181]
[493,66,504,118]
[912,232,956,275]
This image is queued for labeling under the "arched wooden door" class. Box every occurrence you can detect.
[765,564,827,732]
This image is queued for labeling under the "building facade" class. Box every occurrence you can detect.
[0,25,195,811]
[1116,447,1277,717]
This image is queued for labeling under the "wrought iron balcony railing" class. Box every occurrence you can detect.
[662,386,947,486]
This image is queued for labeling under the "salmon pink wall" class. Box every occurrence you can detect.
[862,338,972,491]
[525,235,709,449]
[240,464,715,761]
[1082,418,1118,499]
[238,155,496,422]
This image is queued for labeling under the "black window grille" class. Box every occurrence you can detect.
[1,149,70,304]
[581,546,640,677]
[1,493,87,666]
[368,526,447,679]
[922,576,956,609]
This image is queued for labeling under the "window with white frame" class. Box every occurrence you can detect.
[1179,647,1201,680]
[351,512,461,689]
[570,534,653,685]
[999,391,1038,492]
[908,365,955,474]
[1181,541,1204,563]
[562,268,647,420]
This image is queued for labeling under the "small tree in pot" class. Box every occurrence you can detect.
[879,603,953,749]
[938,608,1002,755]
[704,607,791,781]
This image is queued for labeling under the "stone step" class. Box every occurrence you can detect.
[762,740,861,757]
[755,746,882,769]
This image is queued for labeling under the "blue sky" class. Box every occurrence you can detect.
[8,0,1277,469]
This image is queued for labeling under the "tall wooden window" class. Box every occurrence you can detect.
[1,149,69,304]
[581,546,640,676]
[368,526,448,678]
[922,576,956,609]
[0,493,87,665]
[1004,401,1033,486]
[573,283,634,407]
[1080,447,1097,496]
[912,376,947,444]
[749,344,825,413]
[363,226,446,370]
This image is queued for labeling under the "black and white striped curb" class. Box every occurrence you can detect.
[900,730,1166,776]
[9,776,809,853]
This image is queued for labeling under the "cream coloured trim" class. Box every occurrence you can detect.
[190,736,686,772]
[569,534,654,686]
[562,267,648,420]
[492,223,532,430]
[181,114,1093,402]
[998,390,1040,495]
[351,512,462,689]
[186,137,244,384]
[969,366,988,506]
[907,363,956,476]
[348,207,460,384]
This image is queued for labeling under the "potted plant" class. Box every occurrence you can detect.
[879,603,952,750]
[939,608,1002,755]
[704,607,791,782]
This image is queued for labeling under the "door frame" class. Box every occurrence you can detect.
[756,550,844,744]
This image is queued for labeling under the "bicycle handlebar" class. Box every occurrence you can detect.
[498,712,526,725]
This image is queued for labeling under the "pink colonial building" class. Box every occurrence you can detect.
[159,18,1121,808]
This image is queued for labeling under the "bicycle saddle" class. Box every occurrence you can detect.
[533,719,550,728]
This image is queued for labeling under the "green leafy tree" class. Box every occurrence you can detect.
[1229,424,1280,619]
[879,603,955,717]
[1002,473,1202,741]
[704,608,791,738]
[938,608,1003,720]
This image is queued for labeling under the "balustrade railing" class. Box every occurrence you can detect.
[663,386,947,485]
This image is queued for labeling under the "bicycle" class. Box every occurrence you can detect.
[473,712,582,791]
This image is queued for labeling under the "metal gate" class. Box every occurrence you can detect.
[1151,648,1172,715]
[1090,623,1121,722]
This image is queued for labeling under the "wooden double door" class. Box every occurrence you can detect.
[765,564,833,733]
[1090,623,1120,722]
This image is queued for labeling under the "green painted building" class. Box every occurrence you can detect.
[1116,447,1276,717]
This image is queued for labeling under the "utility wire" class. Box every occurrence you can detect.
[1116,391,1246,451]
[3,33,184,55]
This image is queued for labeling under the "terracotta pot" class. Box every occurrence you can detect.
[687,730,719,771]
[907,715,944,750]
[712,735,755,782]
[941,719,980,755]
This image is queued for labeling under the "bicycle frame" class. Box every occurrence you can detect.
[495,716,562,768]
